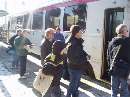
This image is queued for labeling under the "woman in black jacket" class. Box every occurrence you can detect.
[66,25,90,97]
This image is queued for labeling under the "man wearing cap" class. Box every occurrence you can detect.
[14,29,32,78]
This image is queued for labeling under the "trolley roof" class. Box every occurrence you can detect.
[35,0,98,12]
[11,0,97,16]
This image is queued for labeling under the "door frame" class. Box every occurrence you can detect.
[101,7,124,80]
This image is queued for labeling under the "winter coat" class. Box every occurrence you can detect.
[14,36,32,56]
[67,36,89,70]
[41,39,54,64]
[107,36,130,78]
[9,34,18,48]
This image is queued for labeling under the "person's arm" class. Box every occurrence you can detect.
[41,42,50,63]
[24,38,34,48]
[107,42,112,66]
[9,35,17,46]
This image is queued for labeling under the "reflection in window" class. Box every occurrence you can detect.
[32,12,43,29]
[23,14,28,29]
[113,11,124,36]
[17,16,23,25]
[63,4,87,31]
[23,14,32,29]
[10,17,17,31]
[45,8,61,29]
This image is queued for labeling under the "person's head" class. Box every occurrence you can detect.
[44,28,55,41]
[16,29,22,36]
[56,27,61,33]
[21,29,30,37]
[70,25,82,39]
[116,24,129,37]
[52,40,65,55]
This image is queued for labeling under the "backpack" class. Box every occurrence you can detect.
[42,54,64,76]
[109,44,130,78]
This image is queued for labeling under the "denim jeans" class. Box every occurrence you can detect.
[111,76,129,97]
[6,47,14,55]
[8,48,19,68]
[66,68,82,97]
[19,56,27,76]
[12,50,19,67]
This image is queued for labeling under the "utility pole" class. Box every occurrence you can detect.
[4,0,8,42]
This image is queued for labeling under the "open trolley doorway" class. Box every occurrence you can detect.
[101,8,124,81]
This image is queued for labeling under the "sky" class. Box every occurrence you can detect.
[0,0,46,15]
[0,0,51,25]
[0,0,6,10]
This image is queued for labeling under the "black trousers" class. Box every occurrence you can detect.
[43,65,63,97]
[19,56,27,76]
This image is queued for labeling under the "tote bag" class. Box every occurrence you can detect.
[33,69,53,95]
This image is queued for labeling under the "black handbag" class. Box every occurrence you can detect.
[42,62,57,76]
[62,57,70,80]
[85,61,96,79]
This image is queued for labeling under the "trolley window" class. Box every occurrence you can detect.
[23,14,31,29]
[32,12,43,30]
[45,8,61,29]
[63,4,87,31]
[10,17,17,32]
[17,16,23,25]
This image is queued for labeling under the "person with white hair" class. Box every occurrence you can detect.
[107,24,130,97]
[41,28,55,65]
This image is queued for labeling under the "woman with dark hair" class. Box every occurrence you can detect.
[66,25,90,97]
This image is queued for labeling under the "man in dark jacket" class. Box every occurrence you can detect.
[41,28,55,65]
[107,24,130,97]
[7,29,21,54]
[7,29,22,68]
[14,29,32,78]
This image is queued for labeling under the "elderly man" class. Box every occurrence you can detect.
[107,24,130,97]
[14,29,32,78]
[41,28,55,64]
